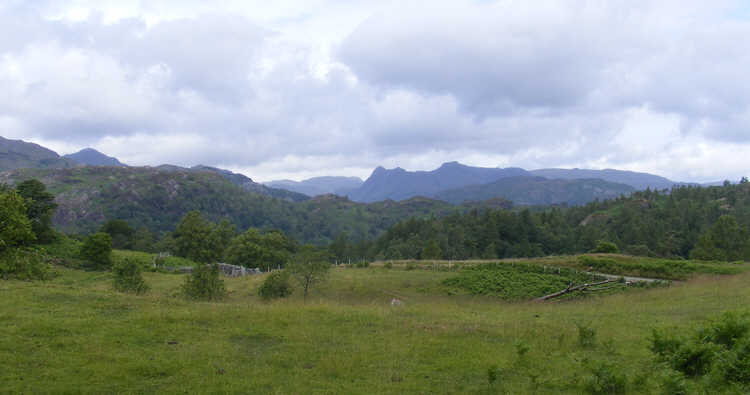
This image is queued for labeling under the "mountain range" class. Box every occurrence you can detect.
[265,176,363,197]
[0,135,716,209]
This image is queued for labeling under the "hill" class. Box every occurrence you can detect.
[530,168,682,190]
[266,176,363,197]
[347,161,529,202]
[0,166,455,243]
[0,136,78,172]
[189,165,309,202]
[434,176,634,206]
[63,148,127,167]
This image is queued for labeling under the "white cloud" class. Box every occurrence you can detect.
[0,1,749,183]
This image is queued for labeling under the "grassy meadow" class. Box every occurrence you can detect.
[2,256,750,393]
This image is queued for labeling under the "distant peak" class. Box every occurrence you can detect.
[439,161,463,168]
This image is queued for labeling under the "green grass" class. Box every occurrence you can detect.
[2,258,750,393]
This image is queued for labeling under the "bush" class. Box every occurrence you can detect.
[700,312,750,349]
[659,370,688,395]
[592,240,619,254]
[258,271,292,300]
[182,264,226,301]
[0,248,50,281]
[583,361,627,394]
[625,244,652,257]
[712,337,750,385]
[577,323,597,348]
[405,262,417,271]
[384,261,393,269]
[80,232,113,270]
[112,258,149,294]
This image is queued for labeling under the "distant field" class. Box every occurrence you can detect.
[2,256,749,393]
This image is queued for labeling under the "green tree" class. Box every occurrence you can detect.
[225,228,294,271]
[287,245,331,300]
[15,179,57,243]
[80,232,113,269]
[0,190,35,254]
[210,219,237,261]
[182,263,226,300]
[112,258,149,294]
[0,190,48,280]
[421,239,442,260]
[173,211,217,263]
[691,215,750,261]
[592,240,619,254]
[258,270,292,300]
[100,219,135,250]
[225,228,265,268]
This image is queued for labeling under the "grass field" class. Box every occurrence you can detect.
[2,257,749,393]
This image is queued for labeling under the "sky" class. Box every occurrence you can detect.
[1,0,750,183]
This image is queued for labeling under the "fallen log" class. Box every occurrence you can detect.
[535,279,618,301]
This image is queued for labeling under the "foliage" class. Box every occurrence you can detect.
[370,182,750,262]
[577,323,597,348]
[649,312,750,385]
[173,211,219,263]
[583,360,627,394]
[0,189,35,253]
[442,262,605,300]
[225,228,294,271]
[0,167,455,246]
[258,271,293,300]
[690,215,750,261]
[15,179,57,243]
[182,263,226,301]
[576,255,738,280]
[286,245,331,299]
[592,240,619,253]
[0,248,51,280]
[112,258,149,294]
[100,219,136,250]
[79,232,113,269]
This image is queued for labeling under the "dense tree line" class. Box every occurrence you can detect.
[329,181,750,262]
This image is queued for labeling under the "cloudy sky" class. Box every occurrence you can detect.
[2,0,750,182]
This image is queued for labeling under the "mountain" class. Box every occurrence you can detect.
[0,166,454,243]
[529,168,681,191]
[266,176,364,197]
[347,161,530,202]
[435,176,635,206]
[0,136,78,172]
[190,165,309,202]
[63,148,127,167]
[153,164,309,202]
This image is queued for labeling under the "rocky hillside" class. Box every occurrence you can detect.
[0,136,78,172]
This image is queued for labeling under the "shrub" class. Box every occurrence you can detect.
[405,262,417,271]
[712,337,750,385]
[700,312,750,349]
[384,261,393,269]
[183,264,226,301]
[0,248,50,281]
[112,258,149,294]
[583,361,627,394]
[577,323,597,348]
[592,240,619,254]
[659,370,688,395]
[625,244,651,257]
[668,340,716,377]
[80,232,113,270]
[258,271,292,300]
